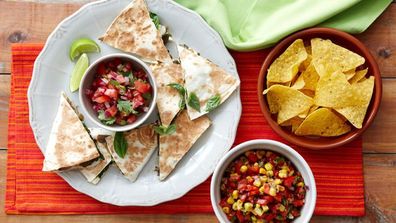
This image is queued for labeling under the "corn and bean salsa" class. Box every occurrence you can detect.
[219,150,307,223]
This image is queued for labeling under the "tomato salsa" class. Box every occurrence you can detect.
[219,150,306,223]
[86,58,152,126]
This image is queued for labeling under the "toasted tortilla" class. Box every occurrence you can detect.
[80,141,112,184]
[106,124,158,182]
[99,0,171,63]
[178,45,240,120]
[43,92,99,172]
[150,63,184,126]
[159,110,211,180]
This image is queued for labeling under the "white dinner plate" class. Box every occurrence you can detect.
[28,0,241,206]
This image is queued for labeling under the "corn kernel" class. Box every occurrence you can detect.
[236,199,243,210]
[259,186,265,194]
[259,167,266,174]
[251,216,257,223]
[240,165,248,173]
[264,162,273,171]
[227,196,234,205]
[266,170,274,177]
[257,219,264,223]
[279,204,286,212]
[222,207,230,214]
[281,165,290,171]
[278,169,288,178]
[246,176,253,182]
[253,179,262,187]
[259,176,268,183]
[232,202,238,210]
[288,170,295,176]
[277,185,285,192]
[232,190,239,199]
[253,206,264,216]
[269,187,277,196]
[297,182,305,187]
[274,179,282,185]
[262,205,269,213]
[244,202,253,212]
[254,162,259,167]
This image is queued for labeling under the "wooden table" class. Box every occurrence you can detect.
[1,1,395,222]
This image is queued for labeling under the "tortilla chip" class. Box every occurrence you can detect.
[314,71,365,108]
[299,54,312,72]
[99,0,171,63]
[264,85,314,124]
[335,76,375,128]
[344,68,356,80]
[43,92,99,172]
[295,108,351,136]
[178,45,240,120]
[280,117,304,133]
[291,75,305,90]
[349,68,368,84]
[151,63,184,126]
[311,38,365,77]
[159,110,211,180]
[292,64,320,91]
[106,124,158,182]
[267,39,308,83]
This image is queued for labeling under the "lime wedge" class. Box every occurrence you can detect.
[70,53,89,92]
[69,38,100,61]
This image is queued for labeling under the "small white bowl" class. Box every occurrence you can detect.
[211,139,316,223]
[79,53,157,132]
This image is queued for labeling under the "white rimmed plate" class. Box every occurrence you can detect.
[28,0,241,206]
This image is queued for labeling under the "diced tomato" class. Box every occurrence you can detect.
[236,211,244,223]
[293,199,304,207]
[234,161,243,174]
[105,105,117,117]
[134,80,151,94]
[132,94,144,109]
[248,165,259,175]
[237,179,247,191]
[283,176,296,188]
[124,62,132,71]
[104,88,118,100]
[94,95,111,103]
[113,58,122,67]
[247,153,258,163]
[127,115,137,124]
[97,63,106,75]
[257,196,274,205]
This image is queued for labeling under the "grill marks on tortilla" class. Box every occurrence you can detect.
[99,0,171,63]
[42,92,100,172]
[178,45,240,120]
[151,63,184,126]
[106,124,158,182]
[159,110,211,180]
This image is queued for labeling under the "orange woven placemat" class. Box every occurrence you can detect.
[5,43,364,215]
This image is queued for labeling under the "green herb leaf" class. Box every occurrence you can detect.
[117,100,138,115]
[153,124,176,135]
[119,70,132,77]
[188,92,201,112]
[168,83,186,109]
[142,92,152,101]
[167,83,185,95]
[149,12,160,30]
[205,94,221,112]
[114,132,128,158]
[109,80,126,92]
[98,110,116,125]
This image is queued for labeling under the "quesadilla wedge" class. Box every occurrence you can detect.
[99,0,171,63]
[80,140,112,184]
[159,110,211,180]
[43,92,100,172]
[106,124,158,182]
[150,62,184,126]
[178,45,240,120]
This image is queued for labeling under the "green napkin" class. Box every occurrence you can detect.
[174,0,392,51]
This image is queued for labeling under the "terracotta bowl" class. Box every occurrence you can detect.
[257,27,382,150]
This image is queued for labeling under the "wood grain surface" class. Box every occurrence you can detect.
[0,1,395,223]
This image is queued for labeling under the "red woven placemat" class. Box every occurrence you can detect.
[5,43,364,216]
